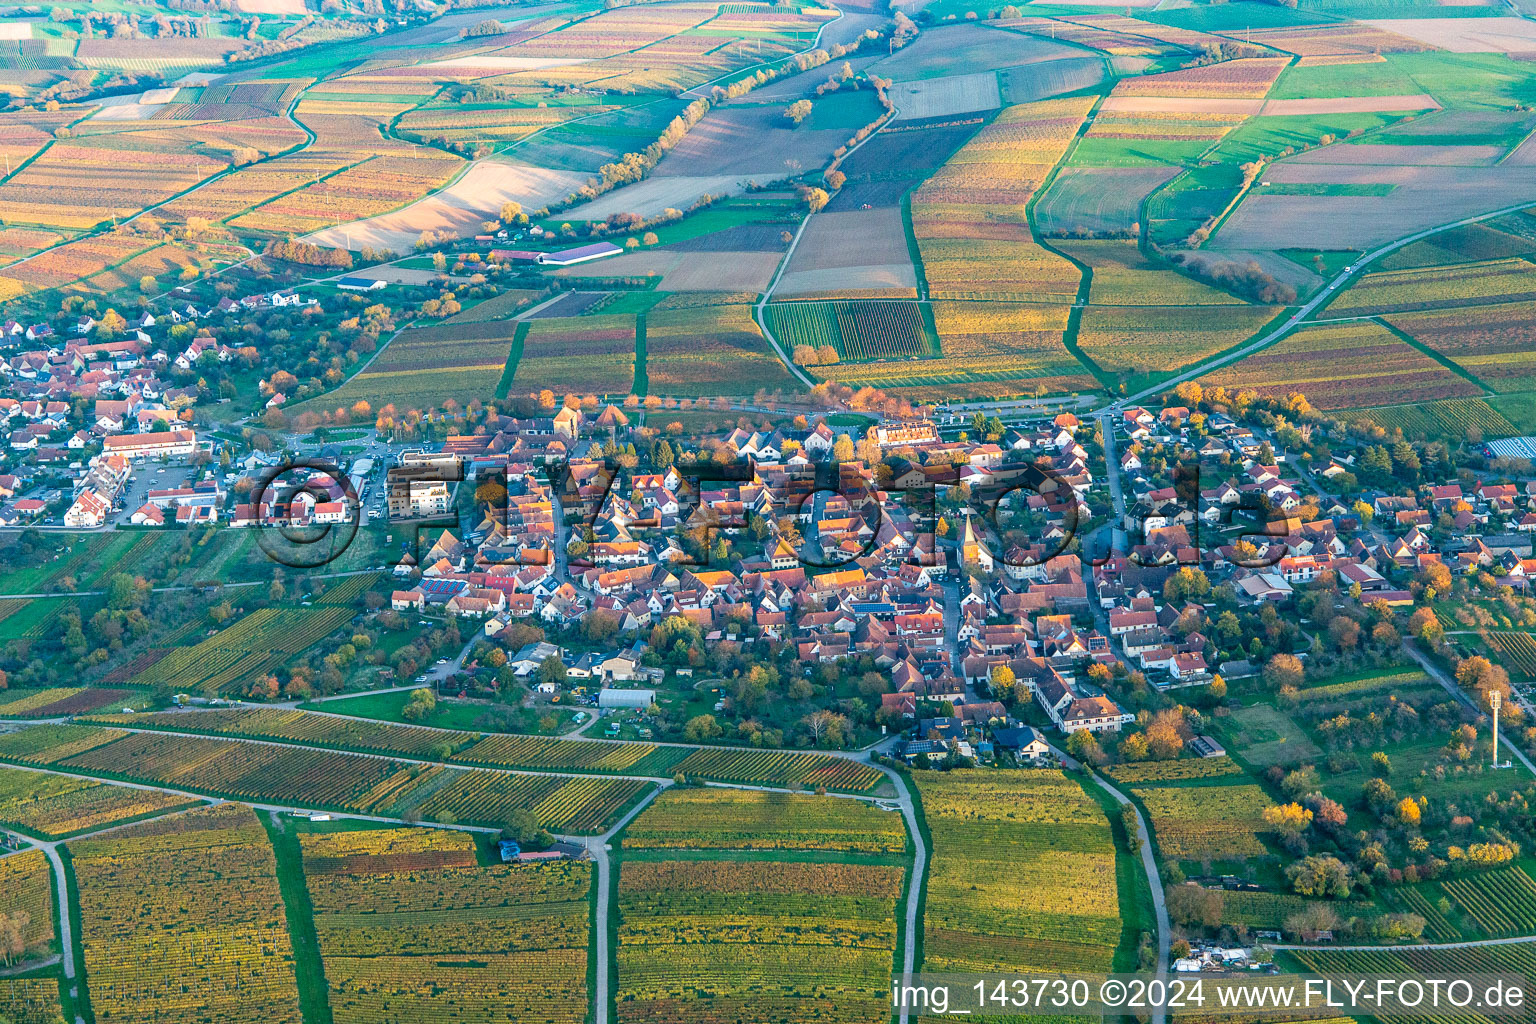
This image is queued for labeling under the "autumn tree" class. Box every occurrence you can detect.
[1262,802,1314,837]
[1143,709,1186,760]
[1263,652,1305,691]
[1286,855,1351,898]
[990,664,1015,693]
[401,687,437,721]
[0,911,30,964]
[1166,883,1222,929]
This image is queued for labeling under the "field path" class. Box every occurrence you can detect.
[1051,742,1169,1024]
[1272,934,1536,952]
[582,782,667,1024]
[754,95,899,389]
[0,829,85,1023]
[869,746,926,1024]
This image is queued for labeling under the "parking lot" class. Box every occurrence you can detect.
[112,463,198,525]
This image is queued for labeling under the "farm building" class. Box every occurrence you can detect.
[540,242,622,266]
[598,687,655,709]
[336,276,388,291]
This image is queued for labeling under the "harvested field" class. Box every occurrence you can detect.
[563,175,761,221]
[1199,320,1482,410]
[825,118,982,212]
[776,207,917,298]
[554,249,781,293]
[656,252,782,292]
[1202,247,1324,297]
[522,291,610,319]
[666,224,791,252]
[1290,143,1504,166]
[840,121,983,179]
[1296,54,1387,66]
[1216,160,1536,249]
[999,57,1107,103]
[1061,239,1248,305]
[1003,15,1163,56]
[871,23,1080,81]
[889,72,1001,121]
[1259,94,1439,114]
[306,161,586,252]
[1386,108,1533,140]
[654,105,869,178]
[1362,17,1536,53]
[825,180,912,210]
[1034,166,1178,235]
[1100,96,1264,115]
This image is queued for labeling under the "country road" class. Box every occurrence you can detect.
[1115,198,1536,410]
[1405,643,1536,778]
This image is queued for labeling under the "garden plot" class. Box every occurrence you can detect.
[1034,166,1178,235]
[775,207,917,297]
[1224,704,1321,767]
[1363,17,1536,53]
[889,72,1001,120]
[305,160,586,252]
[560,174,756,221]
